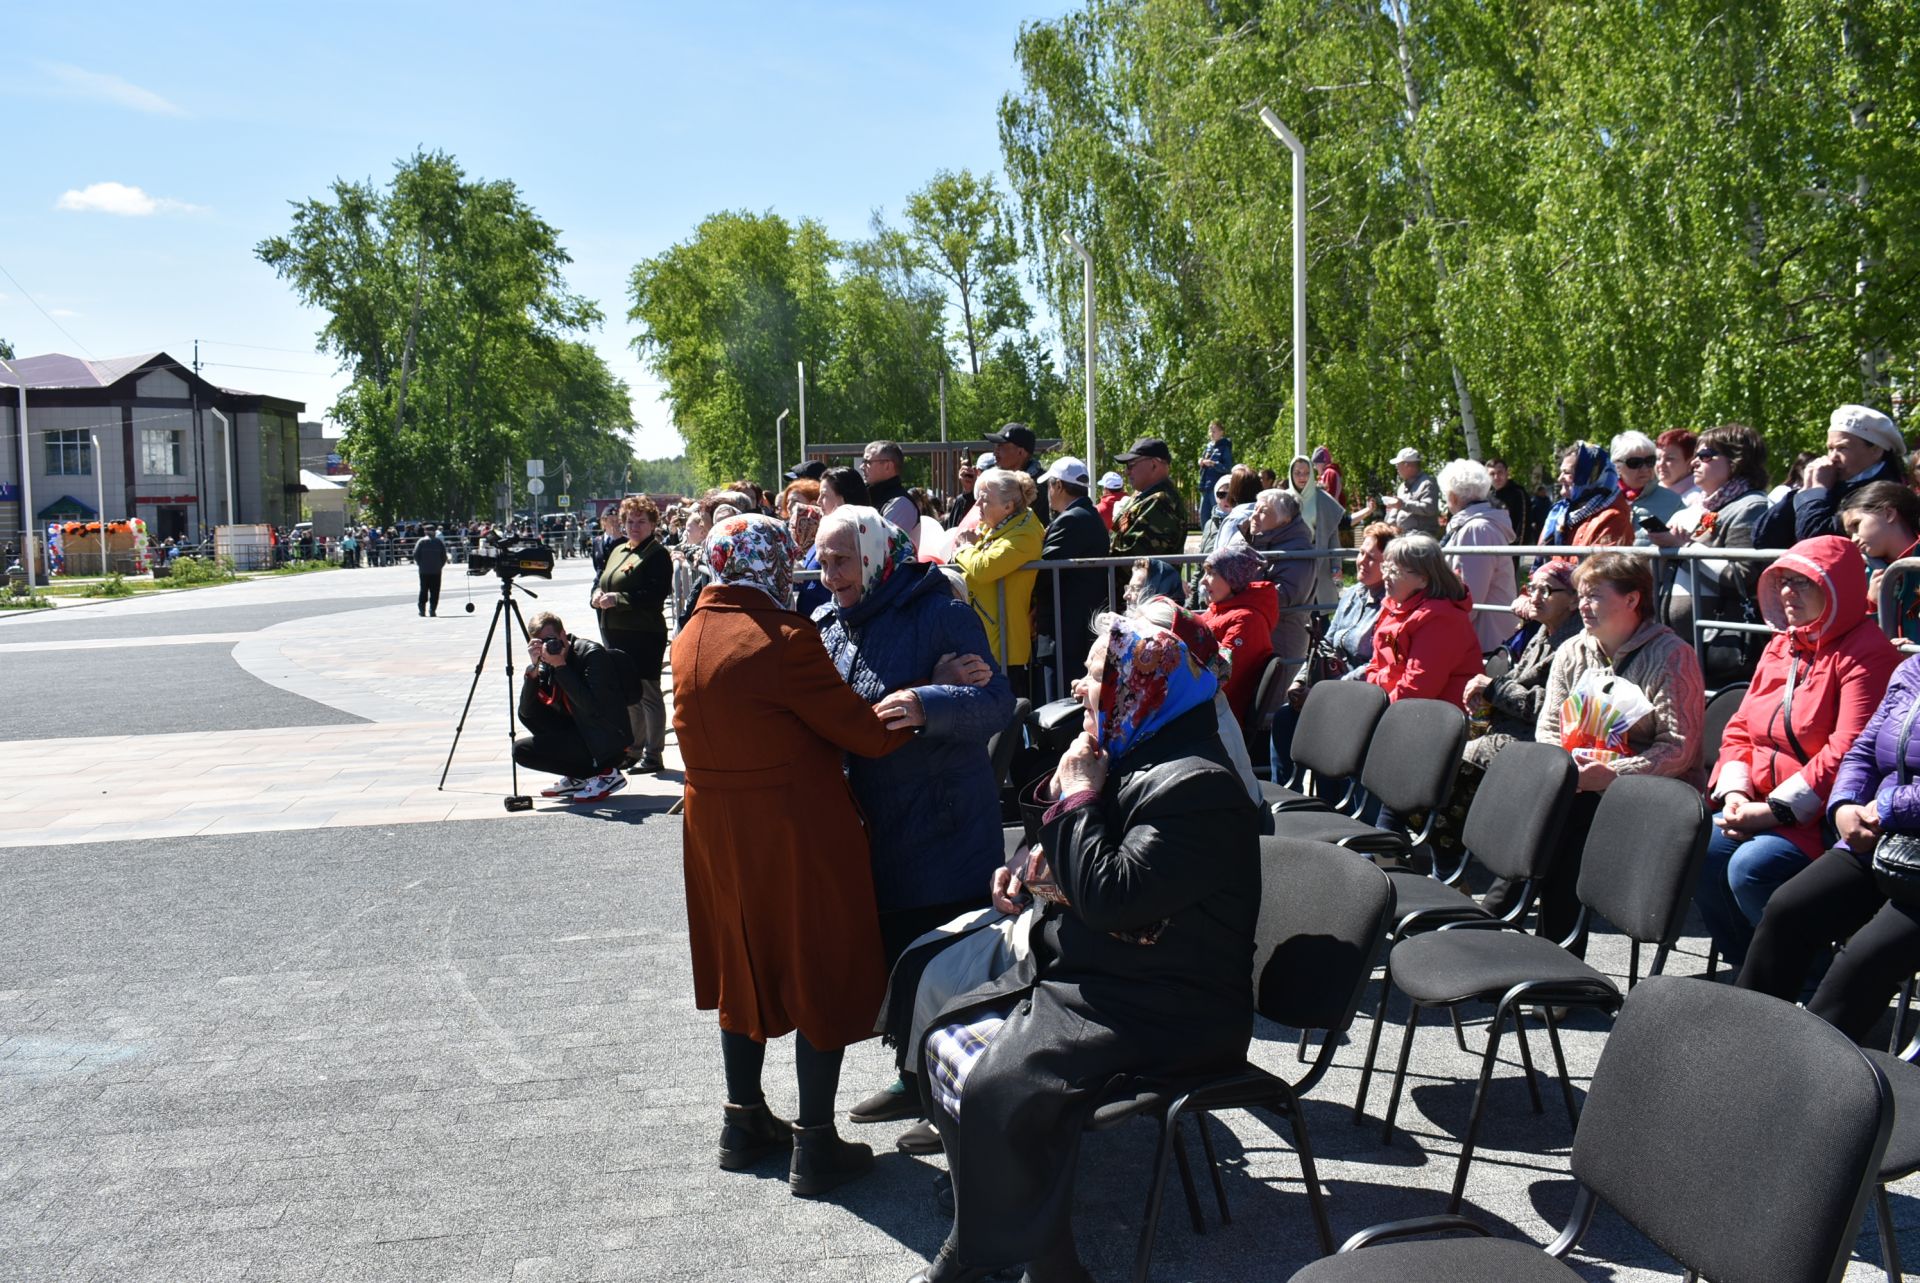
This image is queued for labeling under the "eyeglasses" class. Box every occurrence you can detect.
[1617,455,1655,469]
[1695,448,1723,461]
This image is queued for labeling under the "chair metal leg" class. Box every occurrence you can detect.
[1877,1183,1902,1282]
[1450,1006,1469,1053]
[1381,1003,1422,1145]
[1705,945,1719,980]
[1170,1117,1206,1234]
[1892,976,1915,1055]
[1354,981,1392,1125]
[1510,1005,1543,1115]
[1447,1004,1509,1213]
[1297,1026,1312,1064]
[1286,1098,1337,1256]
[1630,940,1642,988]
[1541,1006,1579,1129]
[1130,1119,1180,1283]
[1195,1111,1230,1224]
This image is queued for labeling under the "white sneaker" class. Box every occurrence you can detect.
[572,770,628,803]
[540,776,586,798]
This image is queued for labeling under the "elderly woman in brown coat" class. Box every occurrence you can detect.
[671,514,915,1198]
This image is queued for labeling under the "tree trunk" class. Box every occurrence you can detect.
[1390,0,1483,459]
[392,229,428,440]
[1840,11,1884,394]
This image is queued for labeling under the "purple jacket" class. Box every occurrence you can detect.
[1830,653,1920,845]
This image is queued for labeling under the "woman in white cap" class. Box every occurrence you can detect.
[1755,403,1907,546]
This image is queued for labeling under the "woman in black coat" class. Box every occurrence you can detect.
[906,615,1262,1283]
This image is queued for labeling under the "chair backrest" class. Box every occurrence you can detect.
[988,698,1033,789]
[1252,837,1394,1036]
[1701,681,1749,767]
[1457,742,1577,883]
[1575,774,1711,949]
[1289,680,1389,782]
[1246,655,1286,735]
[1574,976,1892,1283]
[1357,698,1467,816]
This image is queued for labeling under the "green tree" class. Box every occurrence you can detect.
[629,455,699,495]
[258,150,632,522]
[0,338,14,361]
[896,169,1031,376]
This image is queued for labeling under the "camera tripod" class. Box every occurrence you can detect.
[438,574,540,810]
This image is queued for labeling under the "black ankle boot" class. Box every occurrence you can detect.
[788,1122,874,1197]
[905,1245,997,1283]
[718,1101,793,1171]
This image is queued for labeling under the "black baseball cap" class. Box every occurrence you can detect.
[985,423,1037,454]
[1114,436,1172,464]
[785,459,827,481]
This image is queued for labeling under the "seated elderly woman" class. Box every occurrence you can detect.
[1436,457,1518,652]
[1534,550,1706,956]
[1269,521,1394,784]
[1461,559,1583,770]
[1126,557,1184,610]
[953,468,1045,699]
[1219,489,1316,697]
[903,613,1261,1283]
[1696,536,1898,969]
[1196,542,1278,726]
[1739,650,1920,1043]
[1361,533,1484,705]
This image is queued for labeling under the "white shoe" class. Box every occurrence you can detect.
[540,776,585,799]
[572,770,628,803]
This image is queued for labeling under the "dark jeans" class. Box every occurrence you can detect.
[1738,847,1920,1042]
[512,728,615,780]
[418,572,441,615]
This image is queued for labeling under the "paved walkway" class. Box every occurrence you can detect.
[0,562,679,849]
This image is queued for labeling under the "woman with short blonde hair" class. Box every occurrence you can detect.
[952,468,1043,697]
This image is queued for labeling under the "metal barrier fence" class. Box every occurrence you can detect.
[842,541,1812,703]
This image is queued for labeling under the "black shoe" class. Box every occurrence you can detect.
[789,1123,874,1197]
[850,1078,921,1124]
[896,1119,942,1154]
[904,1247,995,1283]
[718,1101,793,1171]
[628,757,665,775]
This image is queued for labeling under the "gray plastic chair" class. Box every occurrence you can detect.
[1259,679,1389,814]
[1269,699,1466,859]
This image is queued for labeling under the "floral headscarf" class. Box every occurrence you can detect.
[787,502,822,555]
[1540,443,1621,548]
[1149,595,1227,679]
[706,513,795,604]
[837,505,916,599]
[1096,615,1218,760]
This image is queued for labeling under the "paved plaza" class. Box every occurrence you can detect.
[0,563,1912,1280]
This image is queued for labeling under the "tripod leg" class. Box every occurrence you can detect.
[439,596,509,789]
[504,596,532,798]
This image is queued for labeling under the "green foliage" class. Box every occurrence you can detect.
[258,151,635,523]
[0,337,14,361]
[79,573,134,598]
[628,455,699,495]
[272,559,335,575]
[893,169,1031,375]
[166,556,238,586]
[0,590,52,610]
[998,0,1920,485]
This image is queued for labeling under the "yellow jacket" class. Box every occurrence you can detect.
[955,506,1043,667]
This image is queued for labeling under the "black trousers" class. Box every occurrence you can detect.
[513,728,614,780]
[1738,847,1920,1042]
[418,572,442,615]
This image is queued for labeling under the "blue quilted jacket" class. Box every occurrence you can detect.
[815,562,1017,911]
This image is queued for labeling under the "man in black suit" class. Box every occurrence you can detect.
[1031,455,1111,698]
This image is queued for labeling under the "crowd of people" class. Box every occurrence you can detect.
[504,406,1920,1282]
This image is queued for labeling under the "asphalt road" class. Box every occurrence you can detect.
[0,594,418,644]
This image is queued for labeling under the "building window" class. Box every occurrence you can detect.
[45,430,92,476]
[141,428,184,477]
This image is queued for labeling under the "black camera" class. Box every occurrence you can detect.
[467,535,555,580]
[541,636,565,655]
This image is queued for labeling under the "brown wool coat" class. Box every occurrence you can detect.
[671,583,914,1049]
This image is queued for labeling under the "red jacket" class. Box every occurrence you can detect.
[1711,535,1901,856]
[1201,581,1279,723]
[1363,590,1484,705]
[1096,492,1121,530]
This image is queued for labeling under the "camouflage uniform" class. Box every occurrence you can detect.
[1108,478,1187,558]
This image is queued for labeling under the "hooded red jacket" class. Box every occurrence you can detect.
[1711,535,1901,856]
[1200,580,1279,723]
[1362,590,1484,705]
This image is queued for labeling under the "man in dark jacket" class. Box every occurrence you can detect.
[1755,403,1908,547]
[413,525,448,616]
[514,611,631,804]
[1031,456,1111,697]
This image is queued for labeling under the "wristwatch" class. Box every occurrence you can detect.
[1767,796,1796,827]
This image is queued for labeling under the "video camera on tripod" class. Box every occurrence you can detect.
[466,534,555,581]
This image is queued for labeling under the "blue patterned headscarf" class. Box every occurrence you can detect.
[1095,615,1218,761]
[1539,443,1621,548]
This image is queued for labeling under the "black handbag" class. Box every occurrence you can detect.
[1870,695,1920,899]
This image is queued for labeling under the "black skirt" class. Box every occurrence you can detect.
[599,622,667,682]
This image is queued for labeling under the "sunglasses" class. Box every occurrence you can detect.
[1695,447,1723,461]
[1617,455,1655,469]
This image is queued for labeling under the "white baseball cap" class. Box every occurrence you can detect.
[1038,456,1091,488]
[1098,471,1124,491]
[1391,447,1423,466]
[974,451,996,469]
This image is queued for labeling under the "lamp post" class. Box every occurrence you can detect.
[796,361,807,463]
[775,409,788,486]
[1061,232,1096,467]
[90,433,107,576]
[0,356,36,587]
[1259,108,1309,463]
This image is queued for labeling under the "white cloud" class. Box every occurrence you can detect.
[42,63,185,116]
[55,182,205,217]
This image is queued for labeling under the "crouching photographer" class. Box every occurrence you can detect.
[514,611,632,804]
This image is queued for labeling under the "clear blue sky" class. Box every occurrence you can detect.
[0,1,1073,458]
